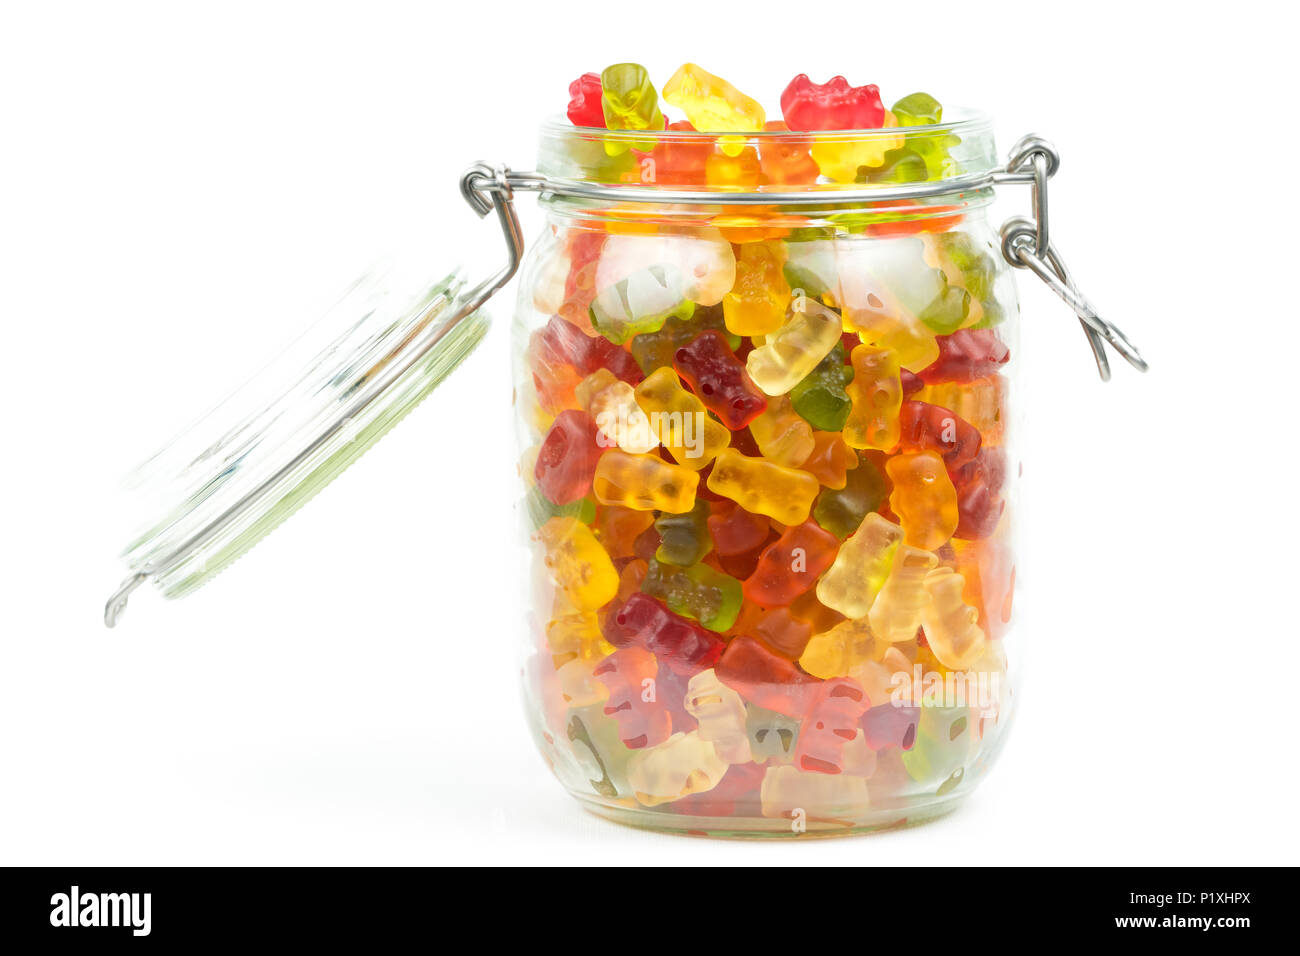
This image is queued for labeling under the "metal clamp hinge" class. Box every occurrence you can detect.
[995,135,1148,380]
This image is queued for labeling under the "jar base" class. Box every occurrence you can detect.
[571,792,966,840]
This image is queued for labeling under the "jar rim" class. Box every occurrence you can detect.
[542,106,993,143]
[536,108,997,193]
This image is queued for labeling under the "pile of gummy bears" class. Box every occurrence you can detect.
[522,64,1015,832]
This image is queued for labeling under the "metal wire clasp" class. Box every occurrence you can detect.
[994,136,1147,380]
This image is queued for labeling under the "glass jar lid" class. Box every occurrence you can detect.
[105,258,490,626]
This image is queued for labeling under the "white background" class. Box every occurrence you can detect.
[2,0,1297,865]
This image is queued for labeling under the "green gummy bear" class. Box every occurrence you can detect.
[917,277,972,335]
[589,264,695,345]
[901,704,973,794]
[629,304,738,375]
[782,241,840,298]
[601,63,665,155]
[526,487,596,531]
[641,558,742,632]
[654,500,713,567]
[935,231,1005,329]
[790,342,855,432]
[813,455,888,539]
[891,92,943,127]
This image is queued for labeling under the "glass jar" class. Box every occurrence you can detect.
[514,116,1022,836]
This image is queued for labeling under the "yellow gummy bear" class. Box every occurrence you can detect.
[747,393,815,467]
[538,517,620,611]
[868,543,939,644]
[633,367,731,469]
[843,344,903,451]
[592,449,699,513]
[815,512,904,619]
[809,110,905,184]
[745,298,843,396]
[724,242,791,337]
[684,669,752,764]
[705,447,820,526]
[920,567,987,671]
[663,62,765,156]
[627,731,730,807]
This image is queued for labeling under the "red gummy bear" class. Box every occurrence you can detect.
[593,647,672,749]
[917,329,1011,386]
[673,329,768,430]
[795,677,871,774]
[951,447,1008,540]
[780,75,885,132]
[715,636,819,718]
[649,120,713,186]
[603,592,725,677]
[742,520,840,607]
[897,400,982,469]
[566,73,605,128]
[534,409,603,505]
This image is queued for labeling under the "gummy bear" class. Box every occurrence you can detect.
[633,366,731,469]
[780,74,886,132]
[715,636,819,718]
[745,298,843,396]
[951,447,1007,540]
[813,451,889,538]
[627,730,729,806]
[868,543,940,644]
[815,512,905,619]
[747,393,815,467]
[886,451,959,550]
[600,63,666,154]
[798,616,877,680]
[629,305,738,376]
[647,120,713,186]
[654,499,713,566]
[706,500,771,557]
[798,430,855,489]
[604,591,727,674]
[684,668,752,764]
[640,559,743,633]
[746,705,801,763]
[760,763,869,819]
[593,647,672,749]
[758,120,820,187]
[843,344,903,450]
[534,409,603,505]
[663,63,765,154]
[593,505,656,561]
[538,516,619,611]
[749,606,815,660]
[576,369,659,455]
[567,72,605,128]
[897,400,982,468]
[795,677,870,774]
[921,567,987,671]
[742,520,840,607]
[672,329,768,429]
[723,242,791,337]
[592,449,699,513]
[790,342,855,432]
[916,328,1010,385]
[706,448,821,526]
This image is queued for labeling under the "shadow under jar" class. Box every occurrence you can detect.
[515,115,1020,837]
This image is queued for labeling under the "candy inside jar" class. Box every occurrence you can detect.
[521,65,1021,836]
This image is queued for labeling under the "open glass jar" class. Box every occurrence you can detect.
[106,106,1144,840]
[513,116,1023,835]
